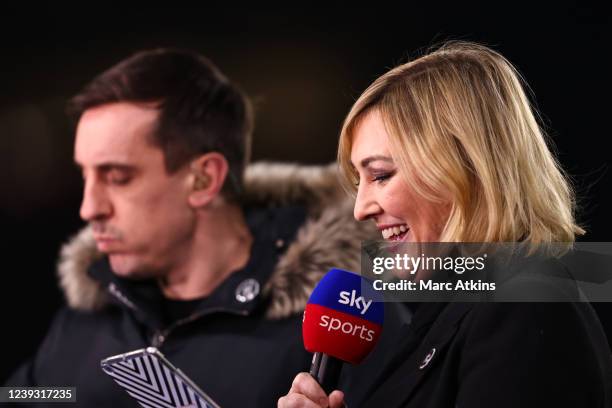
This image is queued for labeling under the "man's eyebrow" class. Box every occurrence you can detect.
[97,163,137,172]
[359,155,394,168]
[73,162,137,172]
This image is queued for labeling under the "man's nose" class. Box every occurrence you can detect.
[353,184,382,221]
[79,178,112,221]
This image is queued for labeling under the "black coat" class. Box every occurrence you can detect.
[7,295,307,408]
[341,300,612,407]
[5,163,376,408]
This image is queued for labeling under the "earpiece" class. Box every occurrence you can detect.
[193,173,210,190]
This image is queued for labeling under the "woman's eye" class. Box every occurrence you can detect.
[373,173,393,183]
[353,170,395,187]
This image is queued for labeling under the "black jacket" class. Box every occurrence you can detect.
[341,297,612,407]
[5,163,376,408]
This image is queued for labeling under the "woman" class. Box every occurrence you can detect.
[278,42,612,407]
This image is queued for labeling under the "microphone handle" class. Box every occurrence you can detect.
[309,352,343,394]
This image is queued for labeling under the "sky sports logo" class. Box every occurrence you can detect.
[318,314,376,342]
[303,268,384,364]
[338,289,372,315]
[316,290,376,342]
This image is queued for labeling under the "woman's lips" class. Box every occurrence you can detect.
[379,224,410,240]
[388,229,409,241]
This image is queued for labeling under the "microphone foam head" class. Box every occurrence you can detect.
[303,268,384,364]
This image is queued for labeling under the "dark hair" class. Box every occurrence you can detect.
[68,48,253,201]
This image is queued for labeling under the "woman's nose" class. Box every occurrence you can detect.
[353,185,382,221]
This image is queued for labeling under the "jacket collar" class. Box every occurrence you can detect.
[56,162,378,319]
[88,205,307,328]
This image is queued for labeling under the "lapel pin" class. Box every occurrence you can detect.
[419,347,436,370]
[235,278,260,303]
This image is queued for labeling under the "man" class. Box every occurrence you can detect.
[6,49,372,407]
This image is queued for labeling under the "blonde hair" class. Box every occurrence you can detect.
[338,41,583,244]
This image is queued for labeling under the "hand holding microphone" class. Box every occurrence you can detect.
[280,373,346,408]
[278,268,384,408]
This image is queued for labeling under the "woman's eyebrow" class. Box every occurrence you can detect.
[360,155,393,168]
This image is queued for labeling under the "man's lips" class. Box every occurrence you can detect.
[93,234,119,242]
[93,236,121,251]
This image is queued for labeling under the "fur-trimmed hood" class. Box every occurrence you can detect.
[57,162,376,319]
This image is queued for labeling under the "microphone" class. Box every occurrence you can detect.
[303,268,384,394]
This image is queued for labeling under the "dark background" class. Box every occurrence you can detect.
[1,4,610,381]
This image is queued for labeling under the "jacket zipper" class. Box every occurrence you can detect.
[151,307,249,348]
[107,282,249,348]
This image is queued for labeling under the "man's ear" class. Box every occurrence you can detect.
[188,152,229,208]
